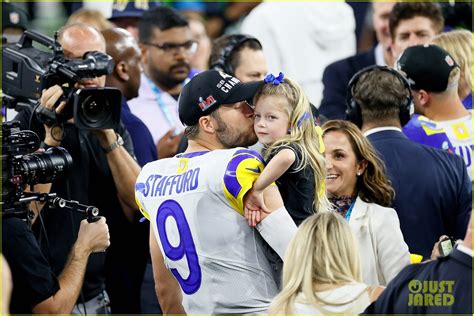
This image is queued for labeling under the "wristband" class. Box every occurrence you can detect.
[103,133,124,154]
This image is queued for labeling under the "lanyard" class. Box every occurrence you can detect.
[145,75,176,128]
[345,202,355,221]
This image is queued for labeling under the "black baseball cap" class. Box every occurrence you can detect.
[396,44,459,92]
[2,3,29,30]
[179,70,264,126]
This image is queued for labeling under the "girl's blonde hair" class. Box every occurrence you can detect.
[269,212,362,314]
[253,78,330,213]
[431,30,472,96]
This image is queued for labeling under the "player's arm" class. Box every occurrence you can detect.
[254,185,297,259]
[149,227,185,315]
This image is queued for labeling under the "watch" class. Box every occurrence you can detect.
[40,141,54,150]
[103,133,124,154]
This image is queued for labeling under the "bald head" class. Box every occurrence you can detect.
[57,23,107,88]
[59,23,106,58]
[101,28,142,100]
[102,28,140,63]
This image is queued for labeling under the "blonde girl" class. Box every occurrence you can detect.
[270,212,383,314]
[244,73,330,226]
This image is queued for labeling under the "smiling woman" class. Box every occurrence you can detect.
[322,120,410,286]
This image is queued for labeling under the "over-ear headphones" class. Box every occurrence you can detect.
[346,65,413,127]
[210,34,262,75]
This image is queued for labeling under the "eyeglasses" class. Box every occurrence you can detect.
[143,40,198,55]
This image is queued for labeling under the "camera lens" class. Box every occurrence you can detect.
[18,147,73,184]
[73,87,121,130]
[80,94,112,126]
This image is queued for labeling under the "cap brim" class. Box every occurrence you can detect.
[109,12,143,20]
[224,80,264,105]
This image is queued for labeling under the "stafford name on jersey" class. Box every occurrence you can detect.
[140,167,201,197]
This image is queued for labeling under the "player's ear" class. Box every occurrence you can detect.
[198,115,215,134]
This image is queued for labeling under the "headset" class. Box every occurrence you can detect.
[210,34,262,75]
[346,65,413,127]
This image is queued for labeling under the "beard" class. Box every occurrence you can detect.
[148,62,190,89]
[213,112,258,148]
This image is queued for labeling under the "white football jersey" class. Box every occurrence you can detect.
[135,148,279,313]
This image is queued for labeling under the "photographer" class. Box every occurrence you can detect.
[13,23,141,313]
[2,212,110,314]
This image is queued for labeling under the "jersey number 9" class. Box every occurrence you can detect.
[156,199,202,294]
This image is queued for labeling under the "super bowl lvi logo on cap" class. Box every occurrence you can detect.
[198,96,217,111]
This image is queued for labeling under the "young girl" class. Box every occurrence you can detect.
[245,73,330,226]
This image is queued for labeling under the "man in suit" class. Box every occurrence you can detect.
[350,66,471,259]
[389,2,444,62]
[364,212,472,314]
[319,2,396,119]
[320,2,444,120]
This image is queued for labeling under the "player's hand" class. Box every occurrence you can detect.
[244,208,262,227]
[244,188,269,227]
[40,86,66,146]
[157,129,183,159]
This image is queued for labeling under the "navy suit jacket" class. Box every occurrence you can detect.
[367,130,471,258]
[364,247,472,314]
[319,48,376,119]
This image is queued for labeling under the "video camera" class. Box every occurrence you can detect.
[1,121,100,222]
[1,121,72,215]
[2,30,121,130]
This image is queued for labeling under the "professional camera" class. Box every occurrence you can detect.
[2,30,122,129]
[1,121,73,215]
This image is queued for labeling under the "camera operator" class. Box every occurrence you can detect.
[13,23,141,313]
[2,208,110,314]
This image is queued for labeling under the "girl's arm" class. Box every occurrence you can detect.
[245,148,296,226]
[254,148,296,191]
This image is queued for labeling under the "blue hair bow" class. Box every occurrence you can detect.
[264,72,285,85]
[296,112,311,128]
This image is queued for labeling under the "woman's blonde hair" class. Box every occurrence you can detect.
[431,30,472,97]
[322,120,395,207]
[253,77,330,213]
[270,212,361,314]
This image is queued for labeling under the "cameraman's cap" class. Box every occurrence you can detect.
[2,3,29,30]
[179,70,263,126]
[109,0,161,19]
[396,44,459,92]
